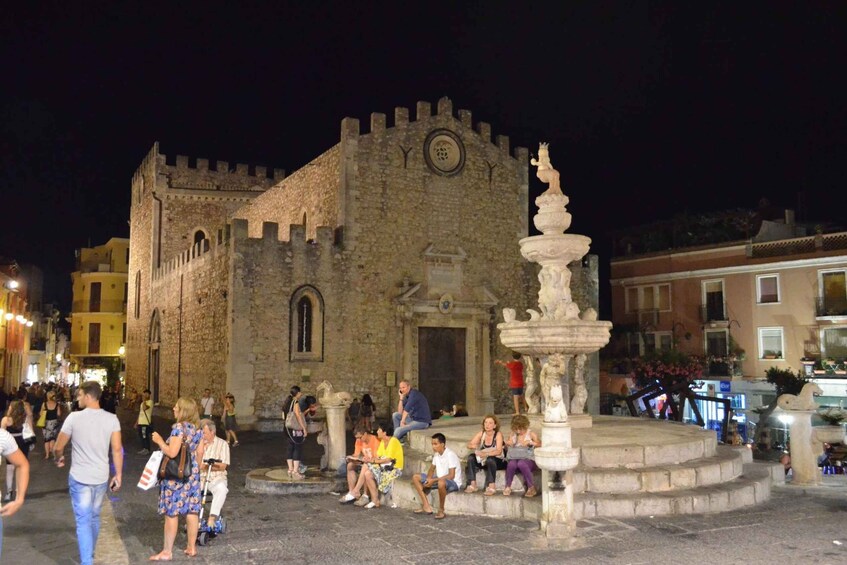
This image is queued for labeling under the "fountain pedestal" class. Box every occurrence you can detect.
[786,410,820,485]
[324,405,347,475]
[497,143,612,539]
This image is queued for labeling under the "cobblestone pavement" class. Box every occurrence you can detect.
[4,408,847,564]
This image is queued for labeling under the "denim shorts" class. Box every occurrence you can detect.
[510,387,524,396]
[419,473,459,493]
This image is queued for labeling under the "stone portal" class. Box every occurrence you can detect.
[418,328,466,416]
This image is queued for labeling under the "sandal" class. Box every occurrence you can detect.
[464,484,478,494]
[434,512,446,519]
[484,485,497,496]
[503,487,512,496]
[524,486,537,498]
[184,548,197,557]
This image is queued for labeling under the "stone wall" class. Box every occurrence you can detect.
[234,146,341,241]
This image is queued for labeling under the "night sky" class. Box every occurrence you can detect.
[2,2,846,312]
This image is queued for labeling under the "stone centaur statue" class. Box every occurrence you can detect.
[777,382,823,411]
[316,380,352,407]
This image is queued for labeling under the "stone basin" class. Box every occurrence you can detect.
[519,234,591,266]
[498,319,612,355]
[534,446,580,471]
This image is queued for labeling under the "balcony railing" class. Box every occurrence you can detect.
[816,296,847,318]
[700,303,728,323]
[72,300,128,313]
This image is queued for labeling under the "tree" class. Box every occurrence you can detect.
[754,367,808,450]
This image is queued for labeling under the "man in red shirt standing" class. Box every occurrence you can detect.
[496,352,526,415]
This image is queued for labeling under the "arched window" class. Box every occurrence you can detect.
[296,296,313,352]
[290,285,324,361]
[193,230,207,246]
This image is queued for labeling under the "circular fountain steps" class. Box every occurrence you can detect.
[396,416,784,520]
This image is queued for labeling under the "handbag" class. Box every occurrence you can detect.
[36,410,47,428]
[138,450,164,490]
[157,442,193,481]
[285,408,302,430]
[506,445,534,461]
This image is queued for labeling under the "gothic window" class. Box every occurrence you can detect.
[290,285,324,362]
[134,271,141,319]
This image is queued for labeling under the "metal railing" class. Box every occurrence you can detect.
[700,303,728,323]
[816,296,847,317]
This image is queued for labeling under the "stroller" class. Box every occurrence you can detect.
[197,458,227,546]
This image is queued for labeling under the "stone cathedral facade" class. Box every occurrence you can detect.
[125,97,600,428]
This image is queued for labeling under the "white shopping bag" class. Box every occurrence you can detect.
[137,450,163,490]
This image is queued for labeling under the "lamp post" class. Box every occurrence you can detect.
[118,345,126,399]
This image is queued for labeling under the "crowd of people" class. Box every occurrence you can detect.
[0,357,542,562]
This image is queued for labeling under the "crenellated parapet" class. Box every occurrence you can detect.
[339,96,528,161]
[133,143,284,200]
[153,217,339,283]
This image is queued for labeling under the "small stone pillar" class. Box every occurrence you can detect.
[534,421,580,538]
[786,410,819,485]
[324,405,347,474]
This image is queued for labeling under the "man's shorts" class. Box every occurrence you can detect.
[510,387,524,396]
[419,473,459,493]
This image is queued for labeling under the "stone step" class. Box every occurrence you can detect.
[410,417,720,469]
[391,460,783,521]
[402,443,747,495]
[575,461,781,519]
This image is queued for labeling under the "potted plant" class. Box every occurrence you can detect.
[814,407,847,444]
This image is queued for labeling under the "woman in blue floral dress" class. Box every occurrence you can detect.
[149,397,203,561]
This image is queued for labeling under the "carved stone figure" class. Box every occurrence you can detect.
[540,353,567,418]
[777,383,823,411]
[570,353,588,415]
[545,384,568,422]
[502,308,516,323]
[523,354,541,414]
[529,142,562,195]
[316,380,353,407]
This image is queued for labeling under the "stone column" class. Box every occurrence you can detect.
[534,421,580,539]
[786,410,819,485]
[324,405,347,475]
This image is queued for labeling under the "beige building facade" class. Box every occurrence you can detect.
[126,98,602,427]
[610,221,847,411]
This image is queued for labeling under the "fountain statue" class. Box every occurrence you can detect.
[498,143,612,539]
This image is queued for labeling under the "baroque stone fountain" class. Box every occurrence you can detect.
[498,143,612,539]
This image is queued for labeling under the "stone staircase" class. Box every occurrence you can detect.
[392,417,784,521]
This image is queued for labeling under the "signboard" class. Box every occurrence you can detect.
[719,381,731,393]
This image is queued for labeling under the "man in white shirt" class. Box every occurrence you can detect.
[200,389,215,420]
[0,428,29,559]
[198,419,230,529]
[53,381,123,565]
[411,432,463,519]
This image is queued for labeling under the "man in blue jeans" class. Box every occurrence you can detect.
[0,427,30,559]
[53,381,123,565]
[392,380,432,440]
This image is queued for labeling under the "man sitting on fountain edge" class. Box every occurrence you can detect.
[392,380,432,441]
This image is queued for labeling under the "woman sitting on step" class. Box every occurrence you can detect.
[503,414,541,498]
[464,414,506,495]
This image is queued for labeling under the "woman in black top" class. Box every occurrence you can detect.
[286,394,317,480]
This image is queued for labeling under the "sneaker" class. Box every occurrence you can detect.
[354,495,370,507]
[232,441,240,447]
[339,493,357,504]
[138,448,150,455]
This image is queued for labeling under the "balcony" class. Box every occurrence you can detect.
[72,300,128,314]
[816,296,847,318]
[700,302,728,323]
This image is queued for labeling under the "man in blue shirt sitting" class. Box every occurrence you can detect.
[392,380,432,441]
